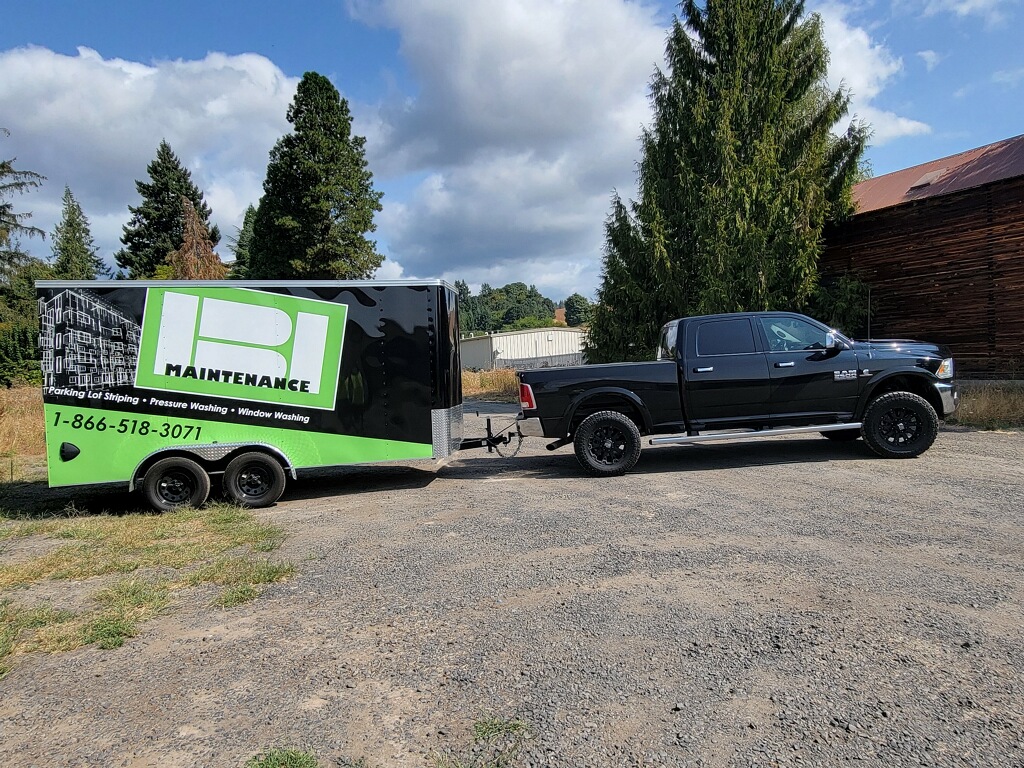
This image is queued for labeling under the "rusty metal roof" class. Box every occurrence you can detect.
[852,133,1024,215]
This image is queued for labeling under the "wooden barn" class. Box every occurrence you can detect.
[821,134,1024,377]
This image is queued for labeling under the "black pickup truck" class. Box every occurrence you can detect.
[516,312,958,475]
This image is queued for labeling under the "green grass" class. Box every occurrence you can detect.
[0,503,292,677]
[430,716,530,768]
[245,749,320,768]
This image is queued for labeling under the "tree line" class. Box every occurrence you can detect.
[4,0,873,381]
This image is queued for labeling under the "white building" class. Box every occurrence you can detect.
[460,327,586,370]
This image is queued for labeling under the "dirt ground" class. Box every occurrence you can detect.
[1,406,1022,767]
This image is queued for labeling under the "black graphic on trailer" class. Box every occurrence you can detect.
[38,289,142,390]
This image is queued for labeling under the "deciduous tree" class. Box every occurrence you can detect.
[165,197,227,280]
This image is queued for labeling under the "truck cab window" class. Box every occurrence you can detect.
[696,319,756,356]
[657,323,678,360]
[760,317,828,352]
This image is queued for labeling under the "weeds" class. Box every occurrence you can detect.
[947,383,1024,430]
[0,503,292,677]
[461,369,519,402]
[430,716,530,768]
[245,749,320,768]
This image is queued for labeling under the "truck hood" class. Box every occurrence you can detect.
[851,338,952,359]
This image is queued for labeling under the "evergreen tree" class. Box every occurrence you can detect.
[0,129,45,247]
[115,140,220,278]
[564,293,593,327]
[586,0,867,362]
[51,186,110,280]
[227,204,257,279]
[165,197,228,280]
[248,72,384,279]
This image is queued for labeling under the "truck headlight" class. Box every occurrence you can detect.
[936,358,954,379]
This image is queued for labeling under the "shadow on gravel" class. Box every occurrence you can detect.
[283,464,438,501]
[445,436,872,480]
[0,479,143,519]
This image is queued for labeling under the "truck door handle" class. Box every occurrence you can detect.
[694,366,714,373]
[775,361,795,368]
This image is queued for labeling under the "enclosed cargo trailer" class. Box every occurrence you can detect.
[36,280,464,510]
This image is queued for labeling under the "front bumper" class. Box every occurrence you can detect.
[934,381,959,417]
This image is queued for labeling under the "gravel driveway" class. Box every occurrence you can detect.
[1,406,1022,767]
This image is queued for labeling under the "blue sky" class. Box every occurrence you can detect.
[2,0,1021,300]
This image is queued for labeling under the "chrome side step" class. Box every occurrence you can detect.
[649,422,862,446]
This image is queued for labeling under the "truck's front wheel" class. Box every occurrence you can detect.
[573,411,642,476]
[862,392,938,458]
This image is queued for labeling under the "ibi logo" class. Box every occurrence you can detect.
[135,287,346,410]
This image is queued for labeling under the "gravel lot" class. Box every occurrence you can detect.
[1,405,1022,768]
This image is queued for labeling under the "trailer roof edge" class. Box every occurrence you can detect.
[34,278,456,290]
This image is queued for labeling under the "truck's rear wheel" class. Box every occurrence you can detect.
[862,392,938,458]
[143,457,211,512]
[573,410,642,476]
[223,452,286,507]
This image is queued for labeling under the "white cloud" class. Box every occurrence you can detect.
[815,3,931,144]
[0,46,297,267]
[917,49,943,70]
[350,0,666,299]
[992,67,1024,86]
[921,0,1018,24]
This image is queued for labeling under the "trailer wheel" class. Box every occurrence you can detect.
[573,410,642,476]
[143,457,211,512]
[223,452,287,508]
[862,391,938,458]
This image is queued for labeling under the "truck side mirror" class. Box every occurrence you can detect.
[824,332,837,350]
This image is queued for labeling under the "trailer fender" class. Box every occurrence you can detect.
[129,442,296,492]
[563,387,652,437]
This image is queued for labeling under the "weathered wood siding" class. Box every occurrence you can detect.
[821,176,1024,376]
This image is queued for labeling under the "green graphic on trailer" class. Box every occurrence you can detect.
[135,287,346,410]
[44,404,433,487]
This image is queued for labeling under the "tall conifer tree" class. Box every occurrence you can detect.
[115,140,220,278]
[227,204,257,279]
[51,186,110,280]
[586,0,867,362]
[248,72,383,279]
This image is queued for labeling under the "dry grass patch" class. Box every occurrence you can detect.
[948,384,1024,430]
[0,502,292,677]
[461,369,519,402]
[0,386,45,457]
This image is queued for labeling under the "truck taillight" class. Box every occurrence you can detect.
[519,383,536,411]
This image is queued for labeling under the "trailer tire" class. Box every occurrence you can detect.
[862,391,938,458]
[573,410,642,476]
[223,452,286,508]
[821,428,861,441]
[143,457,211,512]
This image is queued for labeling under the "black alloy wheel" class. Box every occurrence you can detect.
[862,391,939,458]
[573,410,642,476]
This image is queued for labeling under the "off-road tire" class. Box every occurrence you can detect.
[573,410,642,476]
[143,457,211,512]
[862,391,939,459]
[821,428,861,442]
[223,452,287,508]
